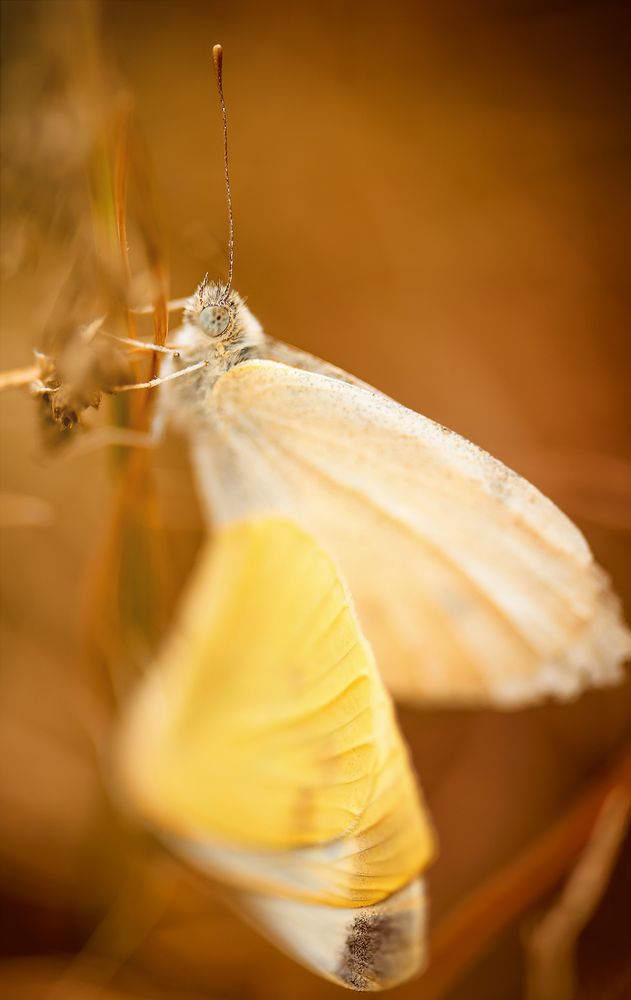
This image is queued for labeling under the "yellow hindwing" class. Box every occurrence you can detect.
[117,515,434,906]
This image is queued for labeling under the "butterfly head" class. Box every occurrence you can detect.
[186,274,239,340]
[184,273,263,352]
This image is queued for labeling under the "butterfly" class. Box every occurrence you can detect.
[117,514,434,990]
[101,40,631,994]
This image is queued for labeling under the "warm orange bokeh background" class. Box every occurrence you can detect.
[1,1,630,998]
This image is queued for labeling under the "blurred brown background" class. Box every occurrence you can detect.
[1,1,630,998]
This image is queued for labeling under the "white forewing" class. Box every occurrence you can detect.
[188,359,630,706]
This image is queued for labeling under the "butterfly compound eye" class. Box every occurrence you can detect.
[199,304,231,336]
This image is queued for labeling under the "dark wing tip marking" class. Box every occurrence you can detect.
[336,910,400,990]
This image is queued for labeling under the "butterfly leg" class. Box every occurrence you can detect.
[101,332,182,358]
[110,360,209,393]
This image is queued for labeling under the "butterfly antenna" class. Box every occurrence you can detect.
[212,44,234,303]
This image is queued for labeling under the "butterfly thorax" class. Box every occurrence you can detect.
[158,278,265,431]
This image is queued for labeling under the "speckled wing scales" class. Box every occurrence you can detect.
[191,359,631,707]
[234,878,426,991]
[117,516,432,989]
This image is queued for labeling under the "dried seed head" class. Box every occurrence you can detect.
[30,328,132,444]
